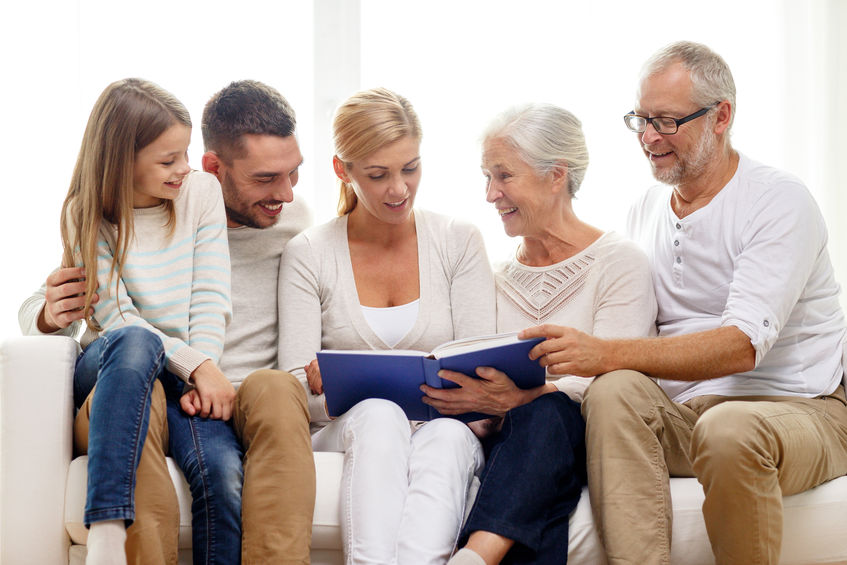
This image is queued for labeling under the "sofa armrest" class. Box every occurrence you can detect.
[1,335,79,565]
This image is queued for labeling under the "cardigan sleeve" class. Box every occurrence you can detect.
[278,232,332,422]
[446,220,497,339]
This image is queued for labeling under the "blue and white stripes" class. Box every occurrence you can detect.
[92,171,232,382]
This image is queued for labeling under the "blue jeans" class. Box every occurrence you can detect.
[73,326,165,526]
[461,392,587,565]
[161,371,244,565]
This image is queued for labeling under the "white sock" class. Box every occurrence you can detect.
[447,548,487,565]
[86,520,127,565]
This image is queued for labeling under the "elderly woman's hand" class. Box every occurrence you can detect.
[520,324,613,376]
[421,366,549,417]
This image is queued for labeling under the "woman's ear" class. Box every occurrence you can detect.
[332,156,350,183]
[550,162,569,194]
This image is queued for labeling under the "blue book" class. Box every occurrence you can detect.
[316,332,546,422]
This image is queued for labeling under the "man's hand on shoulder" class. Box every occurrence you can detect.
[38,267,97,332]
[184,360,236,420]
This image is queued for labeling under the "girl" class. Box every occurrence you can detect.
[60,78,232,565]
[278,87,495,564]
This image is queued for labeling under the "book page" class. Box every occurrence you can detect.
[430,331,525,359]
[319,349,428,356]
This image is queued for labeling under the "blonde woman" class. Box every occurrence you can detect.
[55,79,232,565]
[278,88,495,564]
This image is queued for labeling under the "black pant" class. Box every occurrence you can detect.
[461,392,587,564]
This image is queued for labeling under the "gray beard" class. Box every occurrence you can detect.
[652,131,717,186]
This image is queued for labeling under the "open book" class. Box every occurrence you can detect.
[316,332,545,422]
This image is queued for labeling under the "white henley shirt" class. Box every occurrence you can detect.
[627,153,846,403]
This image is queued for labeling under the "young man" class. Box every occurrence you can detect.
[522,41,847,565]
[21,80,315,565]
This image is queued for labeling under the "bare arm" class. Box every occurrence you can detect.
[520,324,755,381]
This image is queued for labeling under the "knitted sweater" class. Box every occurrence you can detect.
[495,232,657,401]
[20,171,231,381]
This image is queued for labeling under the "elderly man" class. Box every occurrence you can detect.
[20,80,315,565]
[522,41,847,565]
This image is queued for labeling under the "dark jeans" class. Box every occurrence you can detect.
[73,326,165,526]
[461,392,587,565]
[161,371,244,565]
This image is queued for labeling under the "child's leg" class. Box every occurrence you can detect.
[75,380,179,565]
[165,386,243,565]
[72,326,167,564]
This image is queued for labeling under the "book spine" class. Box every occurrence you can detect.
[422,357,443,389]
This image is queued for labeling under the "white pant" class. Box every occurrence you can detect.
[312,399,484,565]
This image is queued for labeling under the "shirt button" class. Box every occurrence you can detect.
[676,223,682,229]
[763,320,770,327]
[674,240,680,246]
[676,257,682,264]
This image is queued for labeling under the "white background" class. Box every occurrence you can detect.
[1,0,845,341]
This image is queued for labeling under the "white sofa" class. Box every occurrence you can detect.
[3,335,847,565]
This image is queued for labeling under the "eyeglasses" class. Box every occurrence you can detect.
[623,104,718,135]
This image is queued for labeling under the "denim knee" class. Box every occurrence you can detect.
[105,326,164,364]
[74,326,164,406]
[204,444,244,500]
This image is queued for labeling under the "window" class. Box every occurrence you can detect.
[2,0,845,339]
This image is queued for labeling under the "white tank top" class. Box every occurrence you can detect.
[361,299,420,348]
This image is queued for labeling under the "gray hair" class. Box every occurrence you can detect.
[483,103,589,197]
[642,41,736,129]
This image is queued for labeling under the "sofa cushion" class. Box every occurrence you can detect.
[66,452,345,551]
[65,452,847,564]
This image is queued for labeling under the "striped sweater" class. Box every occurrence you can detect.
[87,170,231,381]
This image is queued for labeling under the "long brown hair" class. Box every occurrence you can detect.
[60,78,191,331]
[332,87,422,215]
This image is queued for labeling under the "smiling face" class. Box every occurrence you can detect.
[132,123,192,208]
[481,137,561,238]
[635,62,719,187]
[215,134,303,229]
[339,136,421,226]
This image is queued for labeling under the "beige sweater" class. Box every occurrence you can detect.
[496,231,658,401]
[277,209,497,425]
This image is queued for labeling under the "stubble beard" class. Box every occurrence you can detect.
[651,130,717,187]
[221,173,277,230]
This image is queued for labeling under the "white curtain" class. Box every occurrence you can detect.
[0,0,845,340]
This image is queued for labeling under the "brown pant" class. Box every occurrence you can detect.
[582,369,847,565]
[232,369,316,565]
[74,380,179,565]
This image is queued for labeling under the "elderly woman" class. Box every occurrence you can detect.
[278,87,495,565]
[425,104,657,565]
